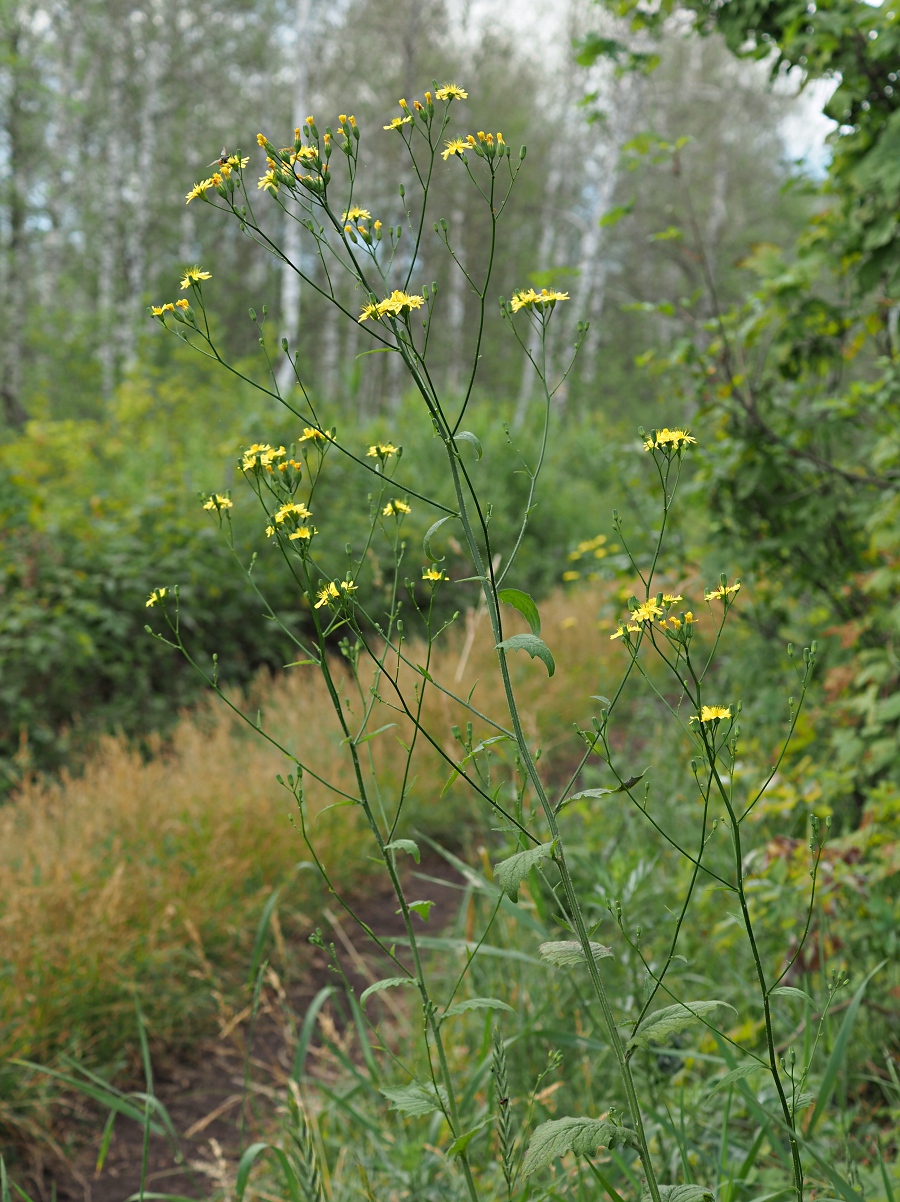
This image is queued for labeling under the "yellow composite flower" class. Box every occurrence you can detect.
[367,442,399,458]
[359,301,380,322]
[631,600,663,624]
[422,567,446,582]
[146,587,167,608]
[315,582,340,609]
[442,138,467,160]
[180,266,212,290]
[359,290,426,322]
[242,443,286,472]
[289,526,315,541]
[293,145,318,162]
[150,304,169,316]
[662,593,683,606]
[643,427,697,453]
[273,501,312,524]
[660,610,695,631]
[342,206,372,222]
[510,287,569,313]
[175,298,190,310]
[436,83,468,100]
[258,171,278,192]
[299,426,333,442]
[383,499,411,516]
[185,177,215,203]
[384,115,413,130]
[610,622,641,640]
[202,494,233,511]
[690,705,732,724]
[706,581,741,601]
[277,457,303,473]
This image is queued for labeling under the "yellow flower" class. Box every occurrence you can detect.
[202,494,233,511]
[150,305,168,316]
[185,178,215,203]
[258,171,278,192]
[146,587,167,608]
[299,426,333,442]
[384,115,413,130]
[610,622,641,640]
[705,581,741,601]
[179,265,212,290]
[435,83,468,100]
[383,499,411,516]
[293,145,318,162]
[226,154,250,168]
[690,705,732,724]
[662,593,684,606]
[366,442,399,458]
[175,298,190,310]
[631,600,663,624]
[562,570,580,582]
[289,526,314,541]
[342,206,372,222]
[664,611,696,631]
[441,138,467,160]
[422,567,445,582]
[643,428,697,453]
[359,291,425,322]
[510,287,569,313]
[277,458,303,473]
[315,581,341,609]
[359,301,380,322]
[241,443,287,472]
[273,501,312,524]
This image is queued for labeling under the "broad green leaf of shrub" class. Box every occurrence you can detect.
[359,977,418,1006]
[522,1116,639,1175]
[497,588,541,636]
[380,1082,448,1117]
[493,841,555,902]
[443,997,515,1018]
[539,940,614,967]
[496,633,556,677]
[628,1000,735,1049]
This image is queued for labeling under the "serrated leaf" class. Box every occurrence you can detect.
[384,839,420,863]
[498,588,541,636]
[493,841,555,902]
[423,515,453,562]
[557,771,647,812]
[628,1000,735,1050]
[706,1062,764,1097]
[641,1187,715,1202]
[447,1115,494,1157]
[539,940,614,967]
[496,633,555,677]
[791,1091,816,1114]
[454,430,483,460]
[443,997,514,1019]
[359,977,418,1006]
[770,985,814,1005]
[522,1117,639,1175]
[380,1082,448,1117]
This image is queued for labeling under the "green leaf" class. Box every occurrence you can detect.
[380,1082,448,1117]
[498,588,541,636]
[649,226,683,241]
[522,1117,639,1175]
[443,997,514,1019]
[706,1062,763,1097]
[599,201,635,228]
[496,633,555,677]
[628,1000,735,1050]
[493,841,555,902]
[407,899,434,921]
[447,1115,494,1157]
[557,772,646,812]
[539,940,614,967]
[359,977,418,1006]
[641,1188,714,1202]
[769,985,815,1005]
[791,1091,816,1114]
[454,431,483,460]
[384,839,420,863]
[236,1143,300,1202]
[423,515,453,563]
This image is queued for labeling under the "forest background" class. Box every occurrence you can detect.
[1,0,899,1191]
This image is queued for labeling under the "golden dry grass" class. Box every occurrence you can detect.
[0,581,622,1124]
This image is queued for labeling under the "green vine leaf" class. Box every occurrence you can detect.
[496,633,555,677]
[523,1116,639,1175]
[628,1000,735,1050]
[380,1082,448,1117]
[359,977,418,1006]
[497,588,542,636]
[493,841,555,902]
[539,940,614,967]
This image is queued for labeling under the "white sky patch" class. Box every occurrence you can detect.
[776,73,838,177]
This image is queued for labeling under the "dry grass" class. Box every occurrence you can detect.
[0,581,624,1143]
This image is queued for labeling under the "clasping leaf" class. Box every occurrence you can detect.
[493,841,555,902]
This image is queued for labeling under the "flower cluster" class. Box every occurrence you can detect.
[299,426,334,443]
[643,428,696,454]
[202,494,233,512]
[442,131,506,161]
[255,116,344,197]
[342,205,382,246]
[366,442,398,459]
[610,593,693,641]
[358,291,425,323]
[384,84,467,134]
[242,443,286,472]
[509,287,569,314]
[314,579,358,609]
[185,155,249,204]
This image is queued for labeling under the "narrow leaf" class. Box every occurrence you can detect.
[769,985,815,1005]
[359,977,418,1006]
[706,1062,763,1098]
[493,841,555,902]
[539,940,614,967]
[423,515,452,563]
[496,633,555,677]
[454,430,483,459]
[640,1188,714,1202]
[498,588,541,636]
[557,772,646,812]
[447,1115,494,1157]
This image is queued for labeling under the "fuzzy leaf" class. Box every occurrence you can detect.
[523,1116,639,1175]
[383,839,420,863]
[539,941,614,967]
[443,997,514,1019]
[769,985,814,1005]
[641,1187,715,1202]
[380,1082,448,1117]
[628,1000,735,1050]
[498,588,542,636]
[359,977,418,1006]
[493,842,555,902]
[791,1091,816,1114]
[496,633,555,677]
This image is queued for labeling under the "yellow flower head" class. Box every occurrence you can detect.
[175,298,190,310]
[367,442,399,458]
[610,622,641,640]
[383,499,411,517]
[664,610,696,631]
[150,305,168,316]
[342,206,372,222]
[384,115,413,130]
[510,287,569,313]
[202,494,233,511]
[359,291,425,322]
[422,567,446,582]
[146,587,167,608]
[441,138,468,161]
[435,83,468,101]
[299,426,333,442]
[705,581,741,602]
[631,599,663,624]
[180,265,212,290]
[690,705,732,724]
[185,178,215,204]
[314,581,341,609]
[359,301,380,322]
[289,526,315,541]
[662,593,684,607]
[273,501,312,525]
[643,428,697,453]
[241,443,287,472]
